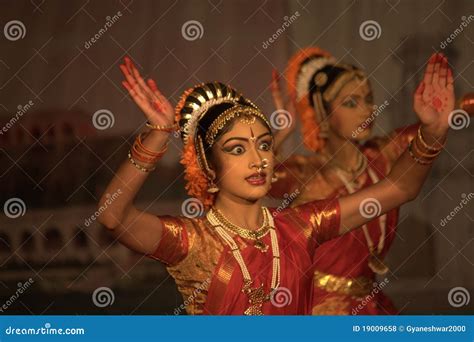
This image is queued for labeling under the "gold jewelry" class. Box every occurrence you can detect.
[206,207,280,315]
[417,126,445,152]
[408,140,434,165]
[334,166,388,275]
[205,105,270,147]
[145,121,179,132]
[413,137,442,159]
[127,151,156,172]
[209,207,271,251]
[271,174,278,183]
[207,181,219,193]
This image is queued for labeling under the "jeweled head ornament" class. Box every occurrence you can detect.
[286,47,367,152]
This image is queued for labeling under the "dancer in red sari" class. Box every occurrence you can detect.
[97,54,454,315]
[270,47,451,314]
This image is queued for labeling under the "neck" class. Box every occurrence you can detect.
[213,193,263,231]
[323,128,361,170]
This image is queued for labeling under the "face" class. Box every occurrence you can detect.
[325,77,375,141]
[210,119,274,203]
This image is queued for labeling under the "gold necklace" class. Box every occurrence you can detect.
[210,207,270,252]
[206,207,280,315]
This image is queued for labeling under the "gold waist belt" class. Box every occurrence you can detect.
[313,270,374,298]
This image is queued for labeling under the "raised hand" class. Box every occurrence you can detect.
[120,56,175,127]
[271,69,296,151]
[414,53,455,138]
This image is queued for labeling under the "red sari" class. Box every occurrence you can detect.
[270,124,418,315]
[147,199,340,315]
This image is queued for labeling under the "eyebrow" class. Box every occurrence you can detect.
[343,92,373,99]
[222,132,272,145]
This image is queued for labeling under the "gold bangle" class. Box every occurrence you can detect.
[413,137,441,159]
[145,121,178,132]
[128,151,156,172]
[418,126,445,152]
[408,141,434,165]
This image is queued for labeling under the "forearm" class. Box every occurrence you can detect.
[339,125,447,234]
[387,125,446,199]
[97,130,169,229]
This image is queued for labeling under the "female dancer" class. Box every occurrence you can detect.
[97,53,453,315]
[270,47,448,314]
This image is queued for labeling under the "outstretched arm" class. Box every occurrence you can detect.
[97,57,175,255]
[338,53,454,234]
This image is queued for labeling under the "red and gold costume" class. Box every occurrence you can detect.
[148,201,340,315]
[146,82,342,315]
[269,47,418,315]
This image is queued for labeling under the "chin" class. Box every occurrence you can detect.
[352,128,372,141]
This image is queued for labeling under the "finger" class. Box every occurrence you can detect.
[120,68,147,103]
[120,63,139,90]
[423,53,436,85]
[147,79,166,102]
[124,56,133,75]
[129,63,156,101]
[122,80,151,114]
[438,56,448,88]
[432,54,441,86]
[414,81,425,99]
[447,68,454,91]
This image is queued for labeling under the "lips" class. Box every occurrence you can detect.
[245,172,267,186]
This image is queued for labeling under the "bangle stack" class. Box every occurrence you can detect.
[145,121,179,132]
[408,126,445,165]
[127,120,178,172]
[128,132,169,172]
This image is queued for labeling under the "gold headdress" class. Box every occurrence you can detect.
[286,47,367,152]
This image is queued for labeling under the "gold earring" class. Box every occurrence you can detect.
[207,170,219,193]
[207,180,219,193]
[271,173,278,183]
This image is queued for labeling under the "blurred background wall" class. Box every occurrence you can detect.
[0,0,472,314]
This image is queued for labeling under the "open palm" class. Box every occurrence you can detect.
[414,53,455,135]
[120,56,175,126]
